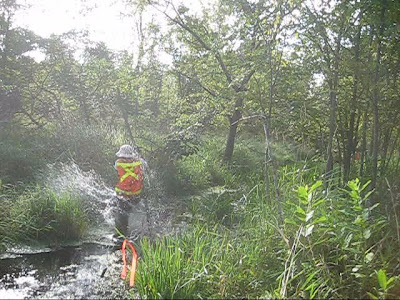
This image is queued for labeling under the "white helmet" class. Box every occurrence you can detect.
[116,144,136,158]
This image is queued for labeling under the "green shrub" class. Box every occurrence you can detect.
[158,137,233,194]
[279,179,389,298]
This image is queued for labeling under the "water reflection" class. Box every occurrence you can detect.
[0,243,129,299]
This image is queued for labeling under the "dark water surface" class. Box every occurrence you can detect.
[0,242,130,299]
[0,204,179,299]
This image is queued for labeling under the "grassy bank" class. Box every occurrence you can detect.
[131,136,400,299]
[0,185,89,249]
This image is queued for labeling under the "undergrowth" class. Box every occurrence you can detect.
[0,184,89,249]
[133,176,399,299]
[129,137,400,299]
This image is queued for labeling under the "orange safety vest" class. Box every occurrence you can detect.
[115,159,143,197]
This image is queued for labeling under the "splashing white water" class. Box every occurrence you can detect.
[36,160,180,240]
[40,162,116,226]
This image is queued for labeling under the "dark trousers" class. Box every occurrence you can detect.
[114,196,140,237]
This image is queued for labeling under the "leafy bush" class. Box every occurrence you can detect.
[156,137,234,195]
[279,179,390,298]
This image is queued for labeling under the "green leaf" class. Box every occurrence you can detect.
[347,180,358,192]
[297,206,306,216]
[354,216,364,225]
[284,218,297,226]
[377,269,387,290]
[312,199,325,208]
[298,186,308,201]
[350,190,360,201]
[312,216,328,225]
[344,233,353,248]
[364,190,374,201]
[304,224,314,237]
[361,180,371,192]
[369,203,380,211]
[309,180,322,193]
[308,192,313,203]
[387,277,395,286]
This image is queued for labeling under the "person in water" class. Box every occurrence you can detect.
[114,144,144,239]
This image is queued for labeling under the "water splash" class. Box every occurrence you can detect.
[39,162,116,226]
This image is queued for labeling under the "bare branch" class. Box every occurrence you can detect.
[231,114,265,126]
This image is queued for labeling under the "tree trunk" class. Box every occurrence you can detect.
[263,118,271,205]
[360,109,368,178]
[386,131,399,169]
[380,127,393,173]
[325,76,338,186]
[343,108,356,183]
[336,131,343,186]
[344,19,362,183]
[1,14,11,74]
[324,28,341,187]
[223,97,243,161]
[370,2,386,191]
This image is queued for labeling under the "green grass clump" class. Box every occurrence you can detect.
[0,184,89,249]
[135,224,276,299]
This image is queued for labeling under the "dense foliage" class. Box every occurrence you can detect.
[0,0,399,298]
[133,139,399,299]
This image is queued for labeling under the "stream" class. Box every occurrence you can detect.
[0,162,182,299]
[0,242,128,299]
